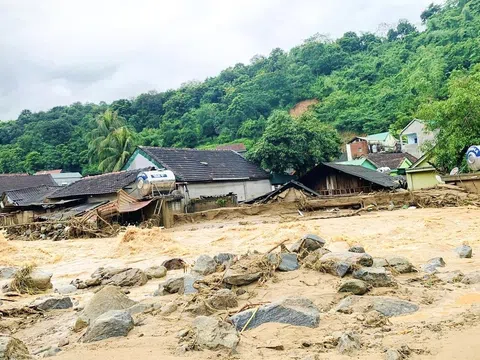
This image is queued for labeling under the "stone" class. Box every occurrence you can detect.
[161,258,187,270]
[42,346,61,357]
[214,253,236,267]
[386,257,415,274]
[81,310,134,343]
[320,252,374,267]
[206,289,238,310]
[144,266,167,280]
[455,245,473,258]
[319,261,350,278]
[29,269,53,292]
[30,296,73,311]
[229,297,320,331]
[303,248,332,268]
[94,267,148,287]
[348,245,365,253]
[290,234,326,255]
[161,277,184,294]
[223,268,262,286]
[0,267,17,279]
[191,255,216,276]
[461,271,480,284]
[266,253,299,272]
[179,275,200,295]
[385,349,402,360]
[0,336,30,359]
[192,316,240,350]
[57,337,69,347]
[436,270,464,283]
[336,296,419,317]
[74,285,136,331]
[337,332,360,354]
[54,285,77,295]
[160,302,177,316]
[426,257,446,268]
[126,303,153,315]
[338,279,368,295]
[372,258,388,268]
[353,267,396,287]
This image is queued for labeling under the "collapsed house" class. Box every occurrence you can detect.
[300,163,401,196]
[123,146,272,209]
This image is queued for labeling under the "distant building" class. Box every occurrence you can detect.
[346,132,398,161]
[400,119,437,158]
[366,152,417,176]
[405,152,439,190]
[35,170,83,186]
[0,174,56,197]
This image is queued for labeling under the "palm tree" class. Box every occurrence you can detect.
[87,109,125,163]
[98,127,137,172]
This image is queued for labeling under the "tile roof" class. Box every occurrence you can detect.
[367,152,417,170]
[215,143,247,152]
[35,169,63,175]
[2,185,61,207]
[139,147,269,182]
[0,174,56,196]
[323,163,399,188]
[48,169,141,199]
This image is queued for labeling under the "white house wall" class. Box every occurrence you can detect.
[125,153,158,170]
[182,180,271,202]
[400,120,437,158]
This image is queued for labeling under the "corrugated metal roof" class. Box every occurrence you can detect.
[323,163,399,188]
[2,185,61,207]
[366,132,391,142]
[0,174,57,197]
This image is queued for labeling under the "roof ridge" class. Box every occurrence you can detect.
[140,146,236,153]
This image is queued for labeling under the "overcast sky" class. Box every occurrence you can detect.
[0,0,440,120]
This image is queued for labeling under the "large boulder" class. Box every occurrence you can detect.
[461,271,480,285]
[421,257,446,274]
[92,267,148,287]
[337,332,360,354]
[223,260,262,286]
[192,316,240,350]
[144,266,167,280]
[3,269,53,294]
[338,279,368,295]
[159,275,201,295]
[336,296,419,317]
[214,253,236,267]
[30,296,73,311]
[229,297,320,331]
[191,255,216,276]
[81,310,134,343]
[161,258,186,270]
[74,285,136,331]
[316,252,373,278]
[266,253,299,272]
[455,245,473,258]
[290,234,326,256]
[206,289,238,310]
[0,336,30,359]
[353,267,396,287]
[386,257,415,274]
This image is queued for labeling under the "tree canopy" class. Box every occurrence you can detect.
[0,0,479,174]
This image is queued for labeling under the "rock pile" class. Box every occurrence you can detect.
[73,267,148,289]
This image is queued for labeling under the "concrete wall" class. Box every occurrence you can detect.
[126,153,158,170]
[407,170,438,190]
[182,179,271,203]
[347,140,369,161]
[401,120,437,158]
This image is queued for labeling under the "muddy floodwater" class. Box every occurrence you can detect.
[1,206,480,359]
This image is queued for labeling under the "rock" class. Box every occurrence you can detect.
[229,297,320,331]
[385,349,402,360]
[320,252,374,267]
[74,285,136,331]
[223,268,262,286]
[57,337,69,347]
[192,316,240,350]
[94,267,148,287]
[426,257,446,268]
[54,285,77,295]
[30,269,53,292]
[338,279,368,295]
[191,255,216,276]
[436,270,464,283]
[126,303,152,315]
[160,302,177,316]
[0,267,17,279]
[206,289,238,310]
[81,310,134,343]
[336,296,418,317]
[214,253,236,267]
[161,258,187,270]
[386,257,415,274]
[0,336,30,359]
[161,275,201,295]
[353,267,396,287]
[372,258,388,268]
[349,245,365,253]
[179,275,200,295]
[318,261,350,277]
[455,245,473,258]
[267,253,299,272]
[461,271,480,284]
[161,277,184,294]
[42,346,61,357]
[337,332,360,354]
[290,234,326,255]
[144,266,167,280]
[30,296,73,311]
[303,248,331,268]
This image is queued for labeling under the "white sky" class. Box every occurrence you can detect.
[0,0,440,120]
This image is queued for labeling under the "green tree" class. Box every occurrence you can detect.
[98,127,137,172]
[24,151,44,173]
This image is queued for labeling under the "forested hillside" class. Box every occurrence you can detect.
[1,0,480,174]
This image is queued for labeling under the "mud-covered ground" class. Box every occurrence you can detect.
[1,206,480,359]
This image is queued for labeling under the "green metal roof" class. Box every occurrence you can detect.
[366,132,390,142]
